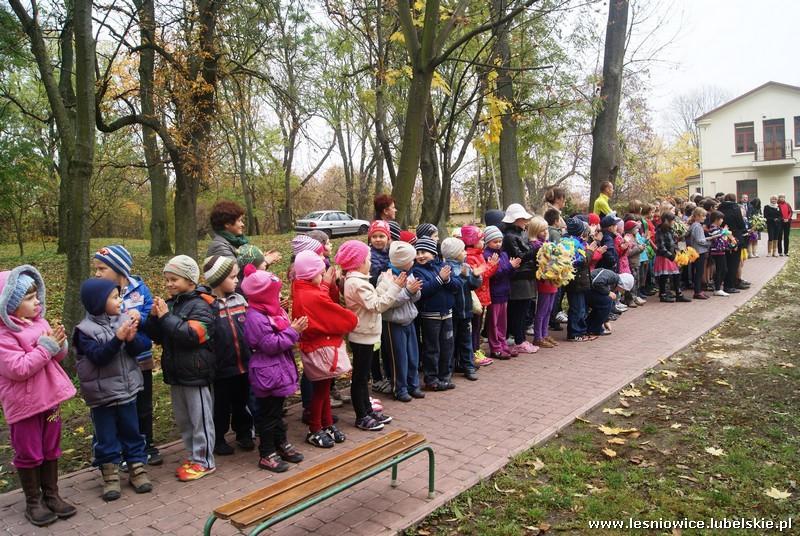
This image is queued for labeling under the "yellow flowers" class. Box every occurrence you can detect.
[674,246,699,267]
[536,241,576,287]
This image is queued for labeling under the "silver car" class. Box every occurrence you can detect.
[294,211,370,237]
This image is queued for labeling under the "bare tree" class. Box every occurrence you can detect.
[670,85,730,150]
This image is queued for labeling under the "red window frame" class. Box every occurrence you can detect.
[734,122,754,153]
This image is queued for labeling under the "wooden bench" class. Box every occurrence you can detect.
[203,430,435,535]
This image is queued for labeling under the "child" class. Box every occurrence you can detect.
[378,242,424,402]
[93,245,160,465]
[337,240,403,430]
[654,213,690,303]
[202,256,254,456]
[687,207,714,300]
[291,251,357,448]
[287,235,323,283]
[463,225,499,367]
[74,279,153,501]
[441,237,483,380]
[366,221,395,396]
[544,208,563,243]
[241,268,306,472]
[501,203,538,354]
[482,225,520,358]
[412,237,456,391]
[144,255,217,481]
[528,217,557,349]
[597,215,620,272]
[563,218,594,342]
[237,244,267,272]
[544,209,566,332]
[587,269,634,336]
[708,211,729,296]
[415,222,439,242]
[622,221,646,307]
[0,266,76,526]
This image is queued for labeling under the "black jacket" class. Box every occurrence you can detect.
[596,231,619,271]
[502,225,536,280]
[199,287,251,380]
[655,227,678,260]
[764,204,782,224]
[718,201,747,243]
[145,289,216,386]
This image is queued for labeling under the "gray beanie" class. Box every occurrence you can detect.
[164,255,200,285]
[440,237,465,261]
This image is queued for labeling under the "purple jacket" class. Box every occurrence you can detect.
[484,249,513,304]
[243,308,299,398]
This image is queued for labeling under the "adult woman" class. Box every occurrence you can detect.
[206,200,280,265]
[373,194,397,221]
[764,195,782,257]
[542,187,567,230]
[777,194,794,256]
[717,193,747,292]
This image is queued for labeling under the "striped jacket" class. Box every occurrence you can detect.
[206,290,251,379]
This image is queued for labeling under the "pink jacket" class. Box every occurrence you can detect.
[0,266,75,424]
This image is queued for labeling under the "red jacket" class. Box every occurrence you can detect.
[465,247,498,306]
[291,280,357,353]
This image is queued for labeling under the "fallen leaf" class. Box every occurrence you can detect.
[672,528,683,536]
[714,379,732,388]
[764,487,792,500]
[539,522,551,532]
[628,431,642,439]
[678,475,699,483]
[661,370,678,378]
[620,387,642,398]
[602,448,617,458]
[74,426,85,435]
[598,425,639,436]
[778,362,796,368]
[494,482,516,494]
[706,351,726,360]
[603,407,634,417]
[619,399,631,408]
[417,530,431,535]
[607,438,627,445]
[629,456,644,465]
[705,447,726,457]
[670,423,683,429]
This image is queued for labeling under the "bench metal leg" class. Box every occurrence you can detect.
[203,513,218,536]
[424,446,436,499]
[391,463,398,487]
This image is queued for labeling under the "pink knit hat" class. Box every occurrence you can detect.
[292,235,323,256]
[294,250,325,281]
[334,240,370,271]
[241,270,283,315]
[460,225,482,247]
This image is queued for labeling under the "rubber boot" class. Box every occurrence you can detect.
[17,467,58,527]
[40,460,77,518]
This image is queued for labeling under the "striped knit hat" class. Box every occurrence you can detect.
[415,237,438,256]
[203,256,236,288]
[291,234,323,256]
[483,225,503,244]
[415,223,437,239]
[387,220,402,241]
[236,244,265,270]
[94,245,133,279]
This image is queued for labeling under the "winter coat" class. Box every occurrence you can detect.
[73,314,146,408]
[243,308,299,398]
[0,266,75,424]
[144,289,217,386]
[121,275,154,370]
[615,235,631,274]
[708,225,728,255]
[369,246,390,287]
[590,268,621,295]
[596,231,619,271]
[291,279,358,353]
[655,227,678,260]
[718,201,747,243]
[411,260,456,317]
[764,204,782,225]
[205,289,251,379]
[444,261,482,319]
[502,225,536,281]
[378,266,421,326]
[687,222,710,254]
[625,234,645,267]
[343,271,401,345]
[565,237,591,293]
[206,233,238,259]
[484,249,513,303]
[466,247,498,307]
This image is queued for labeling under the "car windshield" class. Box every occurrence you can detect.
[302,212,325,220]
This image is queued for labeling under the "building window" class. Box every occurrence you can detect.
[795,117,800,147]
[795,176,800,209]
[736,179,758,201]
[734,122,754,153]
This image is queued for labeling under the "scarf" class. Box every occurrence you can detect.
[769,202,779,209]
[217,230,249,249]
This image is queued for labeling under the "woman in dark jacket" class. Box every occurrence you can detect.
[501,203,538,354]
[764,195,782,257]
[718,193,748,291]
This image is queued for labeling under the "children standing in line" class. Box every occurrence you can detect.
[338,240,403,430]
[708,211,730,296]
[528,217,558,349]
[202,256,254,456]
[412,237,456,391]
[482,226,520,358]
[563,219,594,342]
[93,245,161,466]
[241,268,306,472]
[441,237,483,380]
[463,225,499,367]
[74,279,153,501]
[367,221,394,395]
[291,251,357,448]
[0,266,76,526]
[144,255,217,481]
[654,213,690,303]
[379,241,424,402]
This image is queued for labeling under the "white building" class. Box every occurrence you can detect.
[695,81,799,218]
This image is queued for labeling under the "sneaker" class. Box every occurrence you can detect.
[675,294,692,303]
[214,442,235,456]
[276,442,304,463]
[324,425,346,443]
[396,392,413,402]
[464,370,478,381]
[625,300,638,308]
[555,311,568,323]
[519,341,540,354]
[145,448,163,466]
[608,313,619,321]
[370,411,393,425]
[660,295,675,303]
[355,416,385,431]
[474,352,494,367]
[176,463,215,482]
[506,346,519,357]
[237,437,255,451]
[490,352,510,361]
[175,460,191,475]
[330,397,344,408]
[372,379,394,394]
[422,382,441,392]
[723,287,740,294]
[634,296,647,305]
[441,381,456,390]
[526,326,535,335]
[533,339,554,349]
[306,430,334,448]
[544,335,559,346]
[713,289,729,297]
[693,293,709,300]
[566,335,588,342]
[258,453,289,473]
[370,397,384,412]
[616,303,629,312]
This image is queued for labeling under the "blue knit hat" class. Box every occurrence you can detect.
[415,237,438,256]
[416,223,437,239]
[94,245,133,279]
[80,278,119,316]
[6,274,35,314]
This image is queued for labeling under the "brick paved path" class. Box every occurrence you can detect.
[0,249,787,535]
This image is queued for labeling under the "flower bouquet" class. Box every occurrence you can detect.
[672,219,688,239]
[720,228,738,250]
[674,246,700,267]
[536,241,576,287]
[749,213,767,232]
[559,236,587,267]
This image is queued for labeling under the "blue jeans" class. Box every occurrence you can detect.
[586,290,612,335]
[385,322,420,397]
[566,290,588,338]
[420,316,454,386]
[452,317,476,373]
[91,400,147,466]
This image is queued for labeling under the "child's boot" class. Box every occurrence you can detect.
[17,467,58,526]
[100,463,122,501]
[128,462,153,493]
[40,460,77,518]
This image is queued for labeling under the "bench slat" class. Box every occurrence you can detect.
[215,430,409,519]
[230,433,426,529]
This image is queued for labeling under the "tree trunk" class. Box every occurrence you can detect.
[56,3,76,254]
[490,0,524,208]
[419,104,441,224]
[172,154,199,256]
[135,0,171,255]
[589,0,629,207]
[335,124,355,215]
[392,68,434,225]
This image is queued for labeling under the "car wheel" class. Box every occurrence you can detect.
[324,228,333,239]
[358,224,368,235]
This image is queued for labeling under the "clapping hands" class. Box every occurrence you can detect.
[151,297,169,318]
[510,257,522,268]
[116,318,138,342]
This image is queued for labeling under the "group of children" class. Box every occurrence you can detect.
[0,192,764,527]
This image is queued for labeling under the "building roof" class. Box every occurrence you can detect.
[695,81,800,122]
[684,173,700,182]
